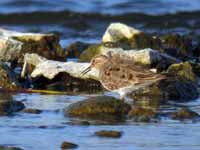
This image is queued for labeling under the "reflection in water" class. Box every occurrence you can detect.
[0,93,199,150]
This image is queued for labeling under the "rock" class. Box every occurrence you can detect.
[0,100,25,115]
[61,141,78,149]
[0,145,23,150]
[23,108,42,114]
[129,32,162,50]
[170,108,200,120]
[160,34,193,59]
[79,44,102,62]
[0,63,20,90]
[65,120,90,126]
[21,53,102,92]
[65,41,90,58]
[64,96,131,121]
[167,62,196,83]
[128,107,157,122]
[129,77,198,103]
[191,62,200,77]
[102,23,162,50]
[95,130,122,138]
[79,44,180,66]
[32,73,102,93]
[102,23,141,43]
[0,28,65,63]
[22,53,99,80]
[129,61,198,102]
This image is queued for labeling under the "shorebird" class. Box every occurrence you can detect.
[81,52,165,100]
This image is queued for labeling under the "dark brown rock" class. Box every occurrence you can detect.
[128,107,157,122]
[170,108,200,120]
[0,63,20,90]
[0,100,25,115]
[95,130,122,138]
[0,145,23,150]
[65,41,90,58]
[23,108,42,114]
[61,141,78,149]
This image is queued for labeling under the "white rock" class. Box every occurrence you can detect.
[101,47,180,65]
[102,22,141,43]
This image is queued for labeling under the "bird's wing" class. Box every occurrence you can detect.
[100,63,165,91]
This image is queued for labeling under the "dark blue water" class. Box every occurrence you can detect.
[0,0,200,15]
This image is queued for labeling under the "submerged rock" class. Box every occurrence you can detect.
[23,108,42,114]
[95,130,122,138]
[0,28,65,63]
[128,107,158,122]
[0,145,23,150]
[65,96,131,122]
[61,141,78,149]
[0,63,20,90]
[170,108,200,120]
[0,100,25,115]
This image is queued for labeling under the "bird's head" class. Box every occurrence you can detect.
[81,55,110,76]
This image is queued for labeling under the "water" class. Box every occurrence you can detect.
[0,0,200,15]
[0,93,200,150]
[1,0,200,150]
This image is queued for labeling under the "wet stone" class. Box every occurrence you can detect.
[170,107,200,120]
[128,107,158,122]
[0,100,25,115]
[23,108,42,114]
[61,141,78,149]
[95,130,122,138]
[0,145,23,150]
[64,96,131,122]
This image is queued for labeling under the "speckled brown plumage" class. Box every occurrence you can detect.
[81,52,165,100]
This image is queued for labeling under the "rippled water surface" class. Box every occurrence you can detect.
[0,0,200,14]
[0,93,200,150]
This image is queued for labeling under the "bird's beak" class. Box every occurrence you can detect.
[80,65,91,76]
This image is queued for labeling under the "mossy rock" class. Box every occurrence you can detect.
[95,130,122,138]
[65,41,90,58]
[0,63,19,90]
[170,108,200,120]
[129,33,162,50]
[130,77,198,103]
[79,44,102,62]
[160,34,193,58]
[128,107,157,122]
[64,96,131,121]
[13,34,65,62]
[0,100,25,115]
[61,141,78,149]
[133,61,199,102]
[167,62,196,83]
